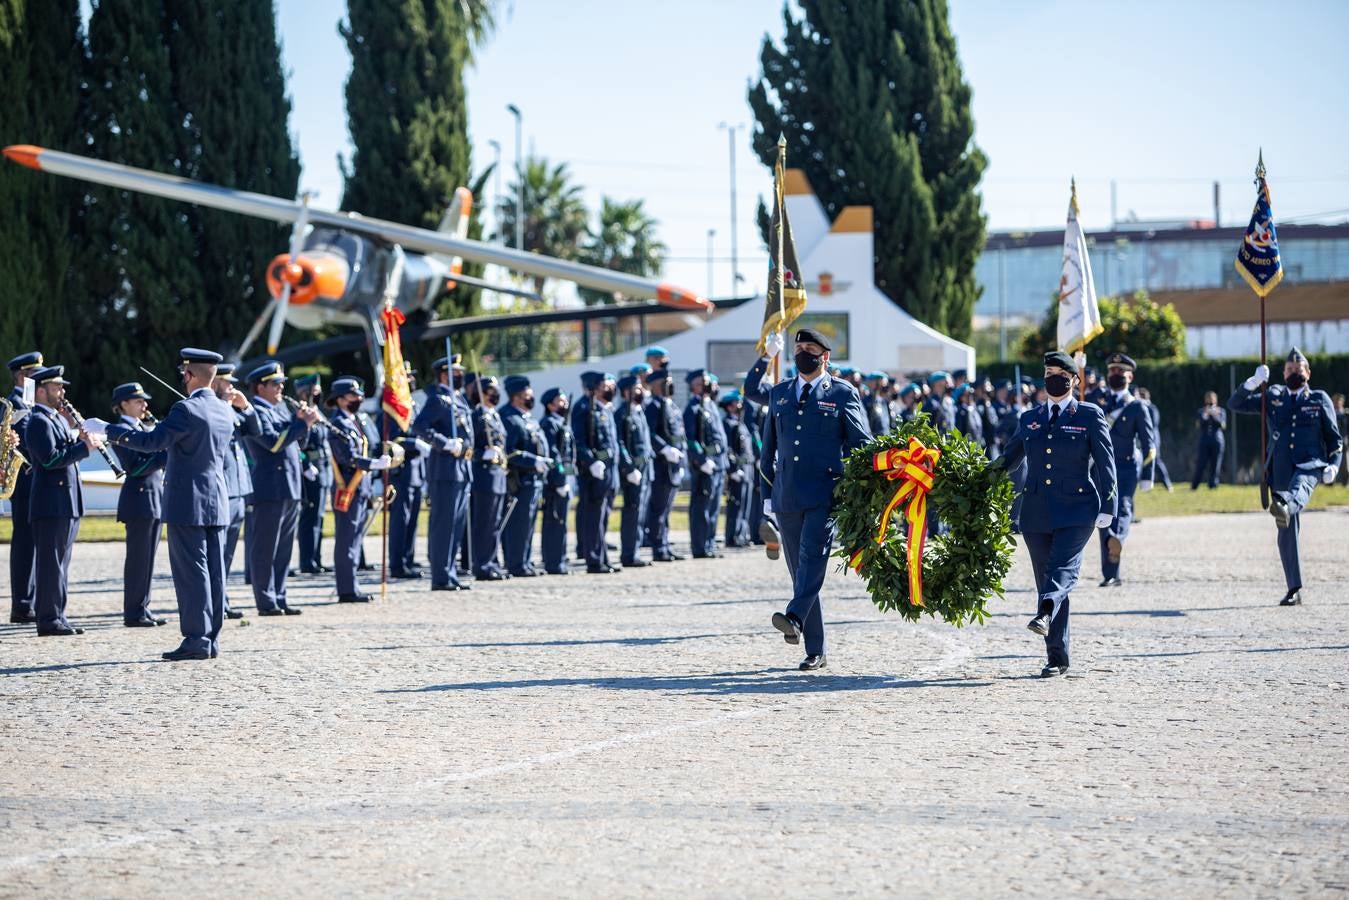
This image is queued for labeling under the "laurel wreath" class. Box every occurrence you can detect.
[832,417,1016,626]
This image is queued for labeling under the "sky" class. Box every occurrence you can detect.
[265,0,1349,300]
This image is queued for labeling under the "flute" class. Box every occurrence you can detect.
[60,399,124,478]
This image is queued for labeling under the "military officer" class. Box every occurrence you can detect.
[1228,348,1342,605]
[743,387,768,546]
[92,349,242,660]
[685,369,728,558]
[615,374,653,568]
[467,375,508,580]
[1096,352,1156,587]
[1191,391,1227,490]
[325,377,391,602]
[378,366,430,579]
[538,387,575,575]
[643,368,687,562]
[6,351,43,624]
[25,365,99,636]
[500,375,550,577]
[573,371,620,573]
[897,383,921,423]
[213,363,258,619]
[720,390,754,548]
[762,328,872,670]
[994,351,1117,677]
[413,356,474,591]
[921,372,954,432]
[864,372,892,435]
[293,374,331,574]
[644,345,671,373]
[244,361,319,615]
[953,384,986,450]
[1135,387,1172,490]
[108,382,169,627]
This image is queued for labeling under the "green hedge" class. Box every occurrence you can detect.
[980,354,1349,484]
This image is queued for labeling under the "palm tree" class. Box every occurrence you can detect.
[579,198,667,306]
[495,156,590,295]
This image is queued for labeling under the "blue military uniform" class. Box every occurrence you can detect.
[501,375,550,576]
[953,386,985,450]
[24,366,89,635]
[470,377,509,579]
[643,369,686,562]
[215,364,258,618]
[1191,403,1226,489]
[864,373,892,436]
[999,353,1117,675]
[615,377,653,566]
[920,373,954,433]
[326,378,381,601]
[684,370,728,558]
[1095,354,1157,585]
[539,389,575,575]
[378,393,427,578]
[243,363,310,614]
[573,372,619,572]
[104,349,236,659]
[6,351,42,623]
[761,341,872,664]
[412,357,473,590]
[720,391,754,548]
[294,374,331,574]
[1229,349,1342,602]
[744,394,768,545]
[109,383,168,626]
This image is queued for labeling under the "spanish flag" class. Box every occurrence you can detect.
[1234,151,1283,299]
[757,137,808,355]
[381,303,414,431]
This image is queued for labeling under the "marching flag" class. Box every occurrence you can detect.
[1056,178,1103,355]
[380,303,414,431]
[1234,151,1283,298]
[756,137,808,355]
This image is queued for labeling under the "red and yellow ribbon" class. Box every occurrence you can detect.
[849,437,942,607]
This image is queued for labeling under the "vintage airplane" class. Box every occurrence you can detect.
[2,144,712,384]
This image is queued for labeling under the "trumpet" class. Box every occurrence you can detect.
[60,399,124,478]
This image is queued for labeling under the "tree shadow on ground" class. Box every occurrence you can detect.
[0,658,157,675]
[1114,644,1349,659]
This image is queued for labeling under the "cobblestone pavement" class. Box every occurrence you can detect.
[2,509,1347,898]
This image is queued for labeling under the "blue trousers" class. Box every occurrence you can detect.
[646,476,678,557]
[242,502,255,584]
[122,517,161,623]
[540,486,570,573]
[248,498,298,612]
[1192,438,1223,489]
[749,470,765,543]
[388,481,422,573]
[503,481,542,574]
[724,469,752,546]
[689,469,724,556]
[222,496,245,615]
[620,475,651,563]
[1021,524,1094,668]
[33,516,79,631]
[472,490,506,576]
[1100,463,1138,580]
[576,476,613,569]
[297,477,327,570]
[334,494,368,596]
[778,506,834,657]
[167,524,225,655]
[1277,472,1319,590]
[427,479,469,588]
[9,474,35,618]
[1009,458,1028,532]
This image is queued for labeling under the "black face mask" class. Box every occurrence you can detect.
[794,350,822,376]
[1106,373,1128,390]
[452,374,464,390]
[600,387,616,403]
[483,390,500,406]
[1045,374,1073,398]
[345,398,362,414]
[522,396,535,410]
[1285,372,1307,390]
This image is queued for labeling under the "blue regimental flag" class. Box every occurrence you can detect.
[1234,153,1283,299]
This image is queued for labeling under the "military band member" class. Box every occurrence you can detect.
[1228,348,1342,605]
[763,329,872,670]
[615,374,653,568]
[1191,391,1226,490]
[720,390,754,548]
[573,371,619,573]
[293,374,331,574]
[325,377,391,602]
[244,362,319,615]
[25,365,98,636]
[6,351,42,624]
[539,387,574,575]
[501,374,550,577]
[213,363,257,619]
[109,382,168,627]
[685,369,728,558]
[413,356,473,591]
[379,364,430,579]
[644,368,687,562]
[995,351,1117,677]
[1096,353,1156,587]
[93,349,242,659]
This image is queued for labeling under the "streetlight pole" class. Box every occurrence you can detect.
[718,122,742,295]
[706,228,716,299]
[488,139,502,244]
[506,104,523,252]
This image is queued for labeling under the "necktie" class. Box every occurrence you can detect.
[1049,405,1060,428]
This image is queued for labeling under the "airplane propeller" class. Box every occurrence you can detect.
[267,191,313,355]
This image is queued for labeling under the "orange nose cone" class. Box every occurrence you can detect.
[283,263,304,285]
[656,283,713,311]
[3,145,44,170]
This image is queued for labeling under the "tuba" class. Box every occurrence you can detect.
[0,399,29,500]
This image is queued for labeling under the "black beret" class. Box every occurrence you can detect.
[793,328,832,352]
[1043,350,1077,375]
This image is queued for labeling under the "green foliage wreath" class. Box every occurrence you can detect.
[832,418,1016,626]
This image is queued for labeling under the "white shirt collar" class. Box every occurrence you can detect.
[796,373,824,399]
[120,414,139,426]
[1111,388,1130,401]
[1047,396,1073,417]
[35,402,56,416]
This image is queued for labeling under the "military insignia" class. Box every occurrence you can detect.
[1029,421,1040,430]
[777,395,788,405]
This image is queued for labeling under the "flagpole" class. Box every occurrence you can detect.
[1255,151,1269,511]
[380,305,390,603]
[773,135,787,383]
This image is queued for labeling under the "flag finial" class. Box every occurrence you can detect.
[1069,177,1080,216]
[777,133,786,149]
[1256,148,1266,181]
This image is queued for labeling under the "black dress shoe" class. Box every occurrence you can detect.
[475,569,506,582]
[257,608,286,617]
[621,559,651,568]
[1279,588,1303,606]
[124,617,164,628]
[508,569,541,578]
[668,552,687,561]
[651,554,675,562]
[287,568,299,577]
[1269,495,1291,529]
[1098,577,1123,588]
[772,612,803,645]
[299,567,321,575]
[1040,664,1069,678]
[585,565,614,574]
[225,609,245,620]
[799,654,827,671]
[391,569,423,580]
[759,520,781,560]
[338,593,373,603]
[545,568,571,576]
[162,647,211,661]
[37,625,84,636]
[1027,614,1050,636]
[9,612,37,625]
[282,606,303,616]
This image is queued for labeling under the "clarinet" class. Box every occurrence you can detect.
[61,400,124,478]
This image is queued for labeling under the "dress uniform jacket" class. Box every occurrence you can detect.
[245,396,309,502]
[112,416,167,522]
[539,407,575,573]
[413,383,474,589]
[572,393,619,569]
[615,399,653,564]
[8,386,37,618]
[685,395,728,557]
[643,392,686,560]
[26,405,89,522]
[501,403,550,574]
[1229,384,1342,489]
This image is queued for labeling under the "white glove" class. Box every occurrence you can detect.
[413,437,432,456]
[588,460,606,479]
[556,484,571,497]
[368,454,392,471]
[730,470,744,482]
[625,469,642,485]
[699,459,716,475]
[82,417,109,436]
[1323,465,1339,485]
[660,445,682,463]
[1244,364,1270,390]
[534,458,549,474]
[1138,480,1154,492]
[303,464,318,481]
[482,447,500,463]
[762,499,773,516]
[446,437,464,456]
[765,331,784,360]
[1094,513,1114,529]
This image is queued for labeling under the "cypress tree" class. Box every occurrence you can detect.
[748,0,987,341]
[0,0,85,386]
